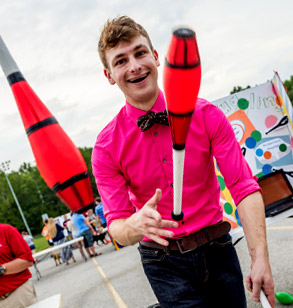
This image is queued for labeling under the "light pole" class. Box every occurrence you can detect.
[0,160,32,236]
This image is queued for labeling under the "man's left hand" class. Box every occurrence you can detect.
[246,255,275,307]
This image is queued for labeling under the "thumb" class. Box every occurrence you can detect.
[145,189,162,210]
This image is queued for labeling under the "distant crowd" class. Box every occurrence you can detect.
[0,197,110,308]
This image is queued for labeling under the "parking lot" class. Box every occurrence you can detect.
[31,218,293,308]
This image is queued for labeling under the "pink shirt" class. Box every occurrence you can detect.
[92,90,260,239]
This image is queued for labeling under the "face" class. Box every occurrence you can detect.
[104,35,160,110]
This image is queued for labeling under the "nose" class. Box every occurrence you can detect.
[129,56,142,73]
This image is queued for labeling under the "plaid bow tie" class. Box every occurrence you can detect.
[137,110,169,132]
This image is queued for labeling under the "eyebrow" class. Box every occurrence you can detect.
[112,44,147,63]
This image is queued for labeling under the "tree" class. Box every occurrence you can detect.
[0,147,96,233]
[79,147,99,197]
[284,75,293,103]
[230,85,251,94]
[230,75,293,105]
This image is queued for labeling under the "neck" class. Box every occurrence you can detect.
[126,88,160,112]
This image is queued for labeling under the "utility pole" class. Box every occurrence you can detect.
[1,160,32,236]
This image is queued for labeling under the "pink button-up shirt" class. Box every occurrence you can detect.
[92,90,260,239]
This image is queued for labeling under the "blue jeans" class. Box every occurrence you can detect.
[138,234,246,308]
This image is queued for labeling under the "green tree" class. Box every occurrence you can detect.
[0,146,97,233]
[230,85,251,94]
[0,163,68,233]
[79,146,99,197]
[284,75,293,103]
[230,75,293,104]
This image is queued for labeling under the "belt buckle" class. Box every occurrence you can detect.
[176,238,194,254]
[1,293,9,300]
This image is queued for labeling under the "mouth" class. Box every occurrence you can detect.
[127,73,149,83]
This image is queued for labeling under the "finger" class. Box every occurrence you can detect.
[146,226,175,239]
[260,290,272,308]
[263,284,275,307]
[142,207,162,224]
[267,293,275,307]
[245,276,253,292]
[145,189,162,210]
[147,233,170,246]
[160,219,178,229]
[252,281,261,302]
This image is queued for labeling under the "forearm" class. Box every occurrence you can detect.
[237,191,268,261]
[109,215,143,246]
[3,258,33,275]
[84,220,95,233]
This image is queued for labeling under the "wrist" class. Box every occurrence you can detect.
[0,264,7,276]
[250,246,269,262]
[124,214,143,244]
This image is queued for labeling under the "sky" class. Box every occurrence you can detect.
[0,0,292,171]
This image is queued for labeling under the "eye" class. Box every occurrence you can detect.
[115,59,126,66]
[136,50,146,57]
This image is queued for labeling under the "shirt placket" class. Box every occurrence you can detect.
[151,126,173,191]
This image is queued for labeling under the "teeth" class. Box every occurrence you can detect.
[128,73,148,83]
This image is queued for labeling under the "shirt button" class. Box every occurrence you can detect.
[162,158,166,163]
[154,132,158,136]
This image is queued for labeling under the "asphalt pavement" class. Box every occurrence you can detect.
[30,217,293,308]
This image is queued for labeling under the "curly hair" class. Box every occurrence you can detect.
[98,15,154,70]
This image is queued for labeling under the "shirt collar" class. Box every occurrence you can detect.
[125,90,166,124]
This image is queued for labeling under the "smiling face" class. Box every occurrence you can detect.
[104,35,160,111]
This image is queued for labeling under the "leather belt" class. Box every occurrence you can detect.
[0,292,11,300]
[140,221,231,254]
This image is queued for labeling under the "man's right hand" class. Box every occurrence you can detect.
[109,189,178,246]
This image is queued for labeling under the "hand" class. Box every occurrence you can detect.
[126,188,178,246]
[245,256,275,307]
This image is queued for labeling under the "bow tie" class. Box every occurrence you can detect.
[137,110,169,132]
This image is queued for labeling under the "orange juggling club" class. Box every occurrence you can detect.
[0,35,95,213]
[163,28,201,221]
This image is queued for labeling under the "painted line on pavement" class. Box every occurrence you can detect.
[267,226,293,230]
[91,258,129,308]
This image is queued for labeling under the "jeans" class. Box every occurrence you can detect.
[138,234,246,308]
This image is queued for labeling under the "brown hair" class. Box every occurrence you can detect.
[98,16,154,69]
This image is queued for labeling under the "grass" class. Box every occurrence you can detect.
[33,234,49,252]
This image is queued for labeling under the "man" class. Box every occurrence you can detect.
[94,197,107,228]
[63,214,72,240]
[0,223,37,307]
[71,212,101,258]
[94,197,112,244]
[92,16,274,307]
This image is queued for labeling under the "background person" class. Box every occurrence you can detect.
[91,16,275,307]
[95,197,111,244]
[72,212,101,258]
[87,208,98,231]
[94,196,107,228]
[41,219,53,246]
[21,231,36,255]
[47,218,76,265]
[68,212,87,261]
[0,223,37,308]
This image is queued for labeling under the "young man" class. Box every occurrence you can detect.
[92,16,275,307]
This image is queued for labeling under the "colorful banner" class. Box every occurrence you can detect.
[212,73,293,229]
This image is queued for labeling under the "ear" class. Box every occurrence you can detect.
[153,50,160,67]
[104,69,116,85]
